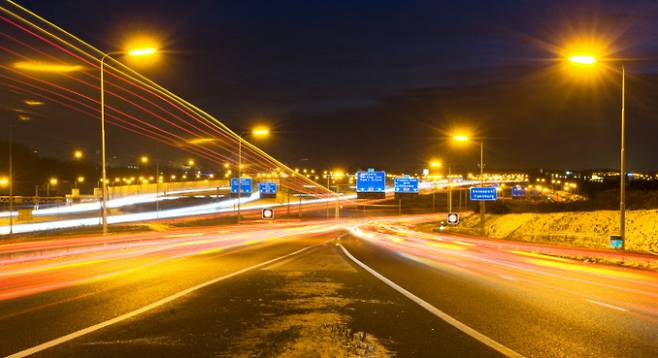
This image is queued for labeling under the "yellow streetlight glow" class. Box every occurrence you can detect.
[568,55,597,65]
[452,134,471,142]
[430,160,442,168]
[128,48,157,57]
[140,155,149,164]
[0,177,9,188]
[188,159,195,166]
[24,100,44,106]
[252,127,271,137]
[73,150,83,160]
[13,61,83,73]
[77,176,85,183]
[49,178,58,186]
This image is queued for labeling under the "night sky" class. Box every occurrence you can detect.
[8,0,658,172]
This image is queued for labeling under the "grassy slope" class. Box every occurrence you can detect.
[451,210,658,253]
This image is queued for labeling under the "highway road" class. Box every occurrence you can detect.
[1,214,656,357]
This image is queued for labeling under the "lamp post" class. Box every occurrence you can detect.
[236,126,270,223]
[325,170,342,220]
[452,134,485,236]
[99,46,157,233]
[139,155,162,217]
[567,55,626,249]
[429,160,442,212]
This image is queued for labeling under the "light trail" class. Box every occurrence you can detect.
[0,219,343,301]
[348,218,658,320]
[0,178,496,235]
[0,2,334,200]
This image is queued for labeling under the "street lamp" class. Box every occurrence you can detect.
[566,53,627,249]
[452,133,486,236]
[99,44,158,234]
[236,126,271,223]
[325,170,343,219]
[73,149,83,160]
[429,159,455,213]
[46,177,58,197]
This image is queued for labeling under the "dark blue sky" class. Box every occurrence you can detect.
[12,0,658,171]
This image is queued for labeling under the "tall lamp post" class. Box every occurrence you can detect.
[567,54,626,249]
[99,46,157,234]
[325,170,343,220]
[429,160,443,212]
[139,155,162,217]
[452,134,485,236]
[236,126,270,223]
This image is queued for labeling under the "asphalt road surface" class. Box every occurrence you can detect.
[1,215,656,357]
[343,220,658,357]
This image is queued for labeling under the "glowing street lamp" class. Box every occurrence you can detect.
[140,155,149,164]
[568,55,597,65]
[451,131,486,235]
[99,42,158,234]
[430,160,443,168]
[128,48,157,57]
[73,149,83,160]
[252,127,271,138]
[236,125,272,223]
[564,48,627,249]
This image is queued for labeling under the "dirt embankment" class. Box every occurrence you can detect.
[450,210,658,253]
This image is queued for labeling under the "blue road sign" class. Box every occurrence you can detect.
[469,187,497,201]
[356,171,386,193]
[258,182,277,194]
[512,186,526,197]
[394,177,419,193]
[230,178,253,193]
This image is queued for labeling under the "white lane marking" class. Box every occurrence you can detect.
[164,232,206,238]
[6,244,317,358]
[587,299,628,312]
[338,244,525,358]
